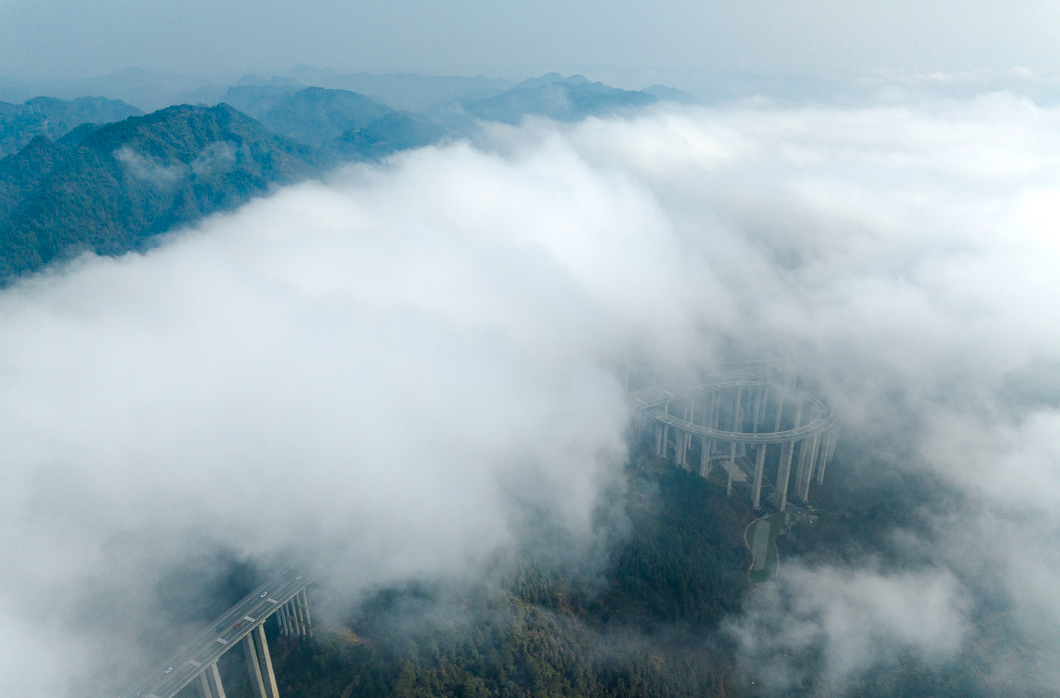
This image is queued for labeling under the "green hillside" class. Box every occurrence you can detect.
[458,74,658,124]
[221,85,397,146]
[0,103,319,282]
[0,95,142,157]
[0,74,664,286]
[231,456,755,698]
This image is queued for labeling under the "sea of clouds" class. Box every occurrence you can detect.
[2,92,1059,696]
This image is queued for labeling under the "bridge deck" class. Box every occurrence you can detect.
[119,567,315,698]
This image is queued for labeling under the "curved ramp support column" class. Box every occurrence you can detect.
[752,444,767,510]
[775,440,794,511]
[731,387,743,432]
[684,399,695,468]
[793,439,810,501]
[773,388,786,432]
[751,388,763,435]
[727,441,736,496]
[800,434,821,501]
[700,436,711,477]
[732,388,745,458]
[662,402,670,460]
[817,425,840,485]
[776,402,804,510]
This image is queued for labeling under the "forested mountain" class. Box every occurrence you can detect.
[219,85,396,146]
[0,95,142,156]
[284,67,514,112]
[0,103,318,281]
[0,74,666,285]
[323,111,449,164]
[455,74,658,124]
[202,444,985,698]
[198,453,756,698]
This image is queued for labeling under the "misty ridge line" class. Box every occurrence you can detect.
[0,73,666,285]
[1,93,1060,697]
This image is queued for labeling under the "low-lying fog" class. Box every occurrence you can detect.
[2,92,1059,696]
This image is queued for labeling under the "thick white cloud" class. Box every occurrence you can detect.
[727,564,969,692]
[4,95,1060,695]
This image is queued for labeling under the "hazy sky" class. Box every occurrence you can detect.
[2,0,1060,82]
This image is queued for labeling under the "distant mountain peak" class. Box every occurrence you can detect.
[517,73,591,89]
[0,95,142,157]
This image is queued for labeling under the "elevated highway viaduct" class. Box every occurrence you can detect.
[626,363,840,510]
[118,566,315,698]
[120,363,839,698]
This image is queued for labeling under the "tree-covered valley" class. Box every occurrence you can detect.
[170,432,1000,698]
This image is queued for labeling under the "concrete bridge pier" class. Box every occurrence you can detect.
[255,625,280,698]
[793,438,810,501]
[280,603,291,637]
[751,388,763,435]
[663,402,671,459]
[800,434,821,501]
[709,390,720,432]
[775,402,804,510]
[700,436,711,477]
[775,440,794,511]
[196,662,226,698]
[817,425,839,485]
[284,600,301,637]
[731,388,744,458]
[752,444,767,509]
[243,624,279,698]
[773,388,786,432]
[299,590,314,637]
[727,441,737,496]
[277,605,290,637]
[292,594,305,636]
[630,369,839,511]
[684,400,695,469]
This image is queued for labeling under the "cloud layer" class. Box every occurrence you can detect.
[3,93,1060,696]
[727,564,969,692]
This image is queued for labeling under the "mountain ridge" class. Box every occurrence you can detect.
[0,74,668,285]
